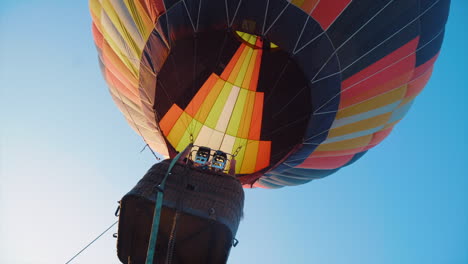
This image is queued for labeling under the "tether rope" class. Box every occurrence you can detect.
[64,220,118,264]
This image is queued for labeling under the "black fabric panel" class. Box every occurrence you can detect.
[415,0,450,66]
[185,0,227,33]
[329,0,421,80]
[293,18,324,54]
[155,31,239,115]
[230,0,273,35]
[265,3,312,53]
[225,0,242,25]
[163,0,182,11]
[257,51,311,163]
[262,0,291,34]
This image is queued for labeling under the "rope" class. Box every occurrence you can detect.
[145,144,193,264]
[64,220,118,264]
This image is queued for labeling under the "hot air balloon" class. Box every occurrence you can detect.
[90,0,450,263]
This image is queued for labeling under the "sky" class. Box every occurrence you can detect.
[1,1,467,264]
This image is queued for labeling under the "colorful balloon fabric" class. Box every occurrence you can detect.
[90,0,450,188]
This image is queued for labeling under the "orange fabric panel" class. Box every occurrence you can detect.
[405,66,433,98]
[255,141,271,171]
[143,0,165,22]
[248,92,264,140]
[302,0,320,14]
[249,49,263,91]
[242,50,257,89]
[186,74,218,116]
[159,104,184,136]
[237,91,256,138]
[297,154,354,169]
[241,140,260,173]
[194,78,225,123]
[227,45,249,84]
[221,44,246,80]
[255,36,263,47]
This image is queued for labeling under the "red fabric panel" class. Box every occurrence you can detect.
[248,93,264,140]
[92,22,104,50]
[101,42,137,93]
[406,66,433,98]
[296,154,354,169]
[249,49,262,91]
[405,53,438,98]
[413,53,439,77]
[311,0,352,30]
[340,37,419,108]
[255,141,271,171]
[105,69,139,103]
[362,126,393,151]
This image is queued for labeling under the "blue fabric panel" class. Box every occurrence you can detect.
[389,101,414,123]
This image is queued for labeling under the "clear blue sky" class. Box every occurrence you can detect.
[1,1,467,263]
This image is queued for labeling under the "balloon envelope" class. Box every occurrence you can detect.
[90,0,450,188]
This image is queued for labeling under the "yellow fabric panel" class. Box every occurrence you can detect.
[194,77,225,123]
[215,86,240,131]
[101,42,139,89]
[205,82,233,129]
[233,137,248,174]
[167,112,193,147]
[176,118,203,151]
[226,88,248,136]
[242,49,258,89]
[237,90,256,138]
[328,113,392,138]
[228,46,249,84]
[89,0,103,21]
[100,13,139,76]
[336,85,407,119]
[124,0,153,40]
[234,47,254,87]
[241,140,259,173]
[316,135,373,151]
[247,34,256,46]
[101,0,143,54]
